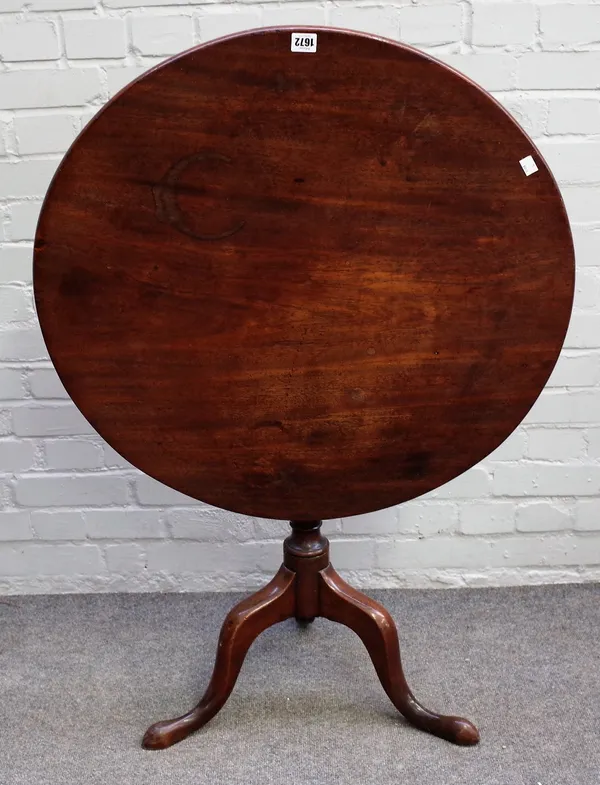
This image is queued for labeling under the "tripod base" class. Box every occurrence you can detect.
[142,521,479,750]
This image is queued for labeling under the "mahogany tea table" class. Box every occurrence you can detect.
[33,27,574,750]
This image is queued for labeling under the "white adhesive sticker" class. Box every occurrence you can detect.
[519,155,538,176]
[291,33,317,53]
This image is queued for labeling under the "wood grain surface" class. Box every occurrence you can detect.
[33,27,574,521]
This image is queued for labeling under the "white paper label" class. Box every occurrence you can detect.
[519,155,538,176]
[291,33,317,53]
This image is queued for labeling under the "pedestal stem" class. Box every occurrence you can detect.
[284,520,328,622]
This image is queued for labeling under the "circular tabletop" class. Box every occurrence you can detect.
[34,27,574,521]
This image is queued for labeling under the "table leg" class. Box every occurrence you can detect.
[142,564,296,749]
[318,564,479,746]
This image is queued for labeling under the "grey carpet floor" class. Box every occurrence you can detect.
[0,584,598,785]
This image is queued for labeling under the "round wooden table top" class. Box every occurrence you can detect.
[34,27,574,521]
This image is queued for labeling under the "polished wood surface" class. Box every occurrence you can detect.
[34,27,574,521]
[143,563,297,749]
[142,521,479,750]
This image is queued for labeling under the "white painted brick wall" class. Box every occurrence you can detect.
[64,18,128,60]
[519,52,600,89]
[44,439,103,470]
[262,6,325,28]
[30,1,96,9]
[14,113,78,155]
[6,201,43,242]
[0,21,59,61]
[563,187,600,223]
[0,159,59,198]
[547,99,600,135]
[516,501,571,532]
[398,5,462,45]
[0,251,30,289]
[0,70,104,110]
[539,5,600,47]
[527,428,585,460]
[0,2,599,595]
[472,4,537,46]
[131,16,194,56]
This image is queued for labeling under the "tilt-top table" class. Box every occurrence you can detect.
[33,27,574,750]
